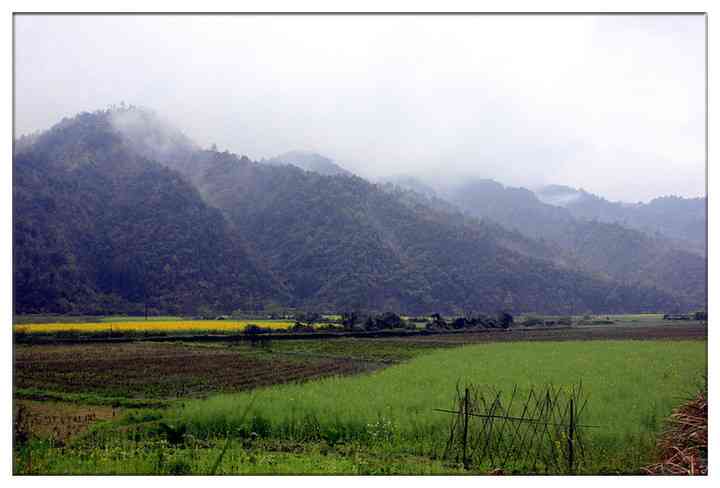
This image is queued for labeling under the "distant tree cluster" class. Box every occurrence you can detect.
[337,311,408,331]
[425,312,514,330]
[338,311,515,332]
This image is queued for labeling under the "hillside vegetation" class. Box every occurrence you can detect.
[13,107,703,315]
[444,179,706,309]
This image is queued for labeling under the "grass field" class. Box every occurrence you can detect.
[14,337,706,474]
[603,313,666,322]
[171,340,706,473]
[575,313,670,325]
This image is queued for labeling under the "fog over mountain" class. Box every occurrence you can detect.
[15,14,705,202]
[264,151,353,177]
[14,106,705,314]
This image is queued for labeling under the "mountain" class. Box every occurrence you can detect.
[378,180,465,220]
[447,179,574,242]
[536,185,706,250]
[12,107,697,315]
[130,113,687,314]
[264,150,353,177]
[187,156,688,314]
[13,110,285,315]
[444,179,707,309]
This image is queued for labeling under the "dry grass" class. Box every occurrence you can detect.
[643,386,707,475]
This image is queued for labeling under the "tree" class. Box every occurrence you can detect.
[297,311,321,325]
[427,313,448,330]
[341,311,359,330]
[451,317,468,329]
[497,311,514,329]
[377,312,404,329]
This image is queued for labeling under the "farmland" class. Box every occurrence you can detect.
[14,342,376,400]
[172,340,706,473]
[12,319,707,475]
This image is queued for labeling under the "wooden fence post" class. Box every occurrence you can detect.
[437,383,591,474]
[568,397,575,474]
[463,387,470,470]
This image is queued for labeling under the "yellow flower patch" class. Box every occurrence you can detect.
[14,320,295,334]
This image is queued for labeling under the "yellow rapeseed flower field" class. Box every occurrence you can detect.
[13,320,295,334]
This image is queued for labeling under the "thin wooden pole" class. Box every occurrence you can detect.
[463,387,470,470]
[568,397,575,474]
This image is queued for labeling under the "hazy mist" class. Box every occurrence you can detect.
[14,14,705,202]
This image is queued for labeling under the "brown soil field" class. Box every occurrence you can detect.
[14,400,118,443]
[394,323,707,346]
[14,342,373,399]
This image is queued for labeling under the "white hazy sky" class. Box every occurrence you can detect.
[14,14,705,202]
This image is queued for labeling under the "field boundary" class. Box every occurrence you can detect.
[14,388,169,409]
[14,323,706,346]
[13,326,544,344]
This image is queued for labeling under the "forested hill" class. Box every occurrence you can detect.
[12,107,698,314]
[442,179,706,309]
[535,184,706,249]
[263,151,353,177]
[13,112,286,315]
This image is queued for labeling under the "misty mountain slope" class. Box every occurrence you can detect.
[13,107,696,315]
[114,107,701,313]
[13,110,285,314]
[101,109,671,313]
[536,184,706,249]
[389,178,705,308]
[445,179,706,309]
[447,179,574,241]
[153,140,568,274]
[378,181,466,222]
[264,150,353,177]
[96,113,569,280]
[181,147,685,314]
[378,181,569,267]
[558,220,706,308]
[378,175,439,198]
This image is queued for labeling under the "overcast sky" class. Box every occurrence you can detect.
[15,14,705,202]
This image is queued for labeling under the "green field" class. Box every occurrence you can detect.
[174,340,705,473]
[15,339,706,474]
[575,313,666,324]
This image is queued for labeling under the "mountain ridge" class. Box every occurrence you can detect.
[535,184,706,248]
[12,107,703,315]
[264,150,353,177]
